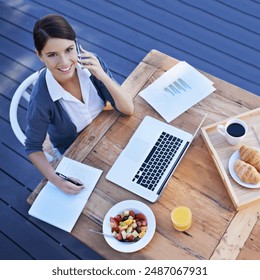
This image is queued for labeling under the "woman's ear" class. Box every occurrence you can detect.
[35,49,43,62]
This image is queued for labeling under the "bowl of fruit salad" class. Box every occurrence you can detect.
[102,200,156,253]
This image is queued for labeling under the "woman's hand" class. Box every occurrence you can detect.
[55,176,85,195]
[28,151,85,195]
[78,46,134,115]
[78,47,107,81]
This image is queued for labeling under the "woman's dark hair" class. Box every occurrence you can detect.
[33,14,76,54]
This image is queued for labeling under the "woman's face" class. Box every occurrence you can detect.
[37,38,78,84]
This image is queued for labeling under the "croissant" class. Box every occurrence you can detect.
[234,159,260,184]
[239,145,260,172]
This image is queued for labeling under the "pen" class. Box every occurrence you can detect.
[56,172,83,186]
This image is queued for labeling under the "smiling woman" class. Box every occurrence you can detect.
[25,14,135,195]
[37,39,79,87]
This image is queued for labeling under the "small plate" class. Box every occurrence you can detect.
[228,149,260,189]
[102,200,156,253]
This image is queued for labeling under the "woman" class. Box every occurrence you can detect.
[25,14,134,195]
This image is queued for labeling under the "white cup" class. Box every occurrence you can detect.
[217,118,248,145]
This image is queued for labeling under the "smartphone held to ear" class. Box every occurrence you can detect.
[76,39,81,55]
[76,39,84,68]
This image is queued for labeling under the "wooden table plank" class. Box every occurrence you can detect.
[237,219,260,260]
[210,204,260,260]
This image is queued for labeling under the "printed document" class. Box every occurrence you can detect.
[29,157,102,232]
[139,61,215,123]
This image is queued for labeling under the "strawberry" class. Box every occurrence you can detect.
[116,233,123,241]
[126,234,134,242]
[114,215,122,223]
[111,226,119,233]
[129,210,135,218]
[135,213,146,220]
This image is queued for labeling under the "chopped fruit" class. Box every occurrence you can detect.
[114,215,122,223]
[118,225,128,231]
[126,234,134,242]
[110,217,119,228]
[129,210,135,218]
[141,226,147,232]
[121,230,127,240]
[124,210,129,216]
[131,222,137,228]
[124,219,133,226]
[126,225,133,234]
[136,221,142,227]
[139,230,146,239]
[135,213,146,220]
[111,226,119,232]
[116,233,123,241]
[109,209,148,242]
[131,230,139,238]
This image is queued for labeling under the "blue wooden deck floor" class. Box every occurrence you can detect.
[0,0,259,260]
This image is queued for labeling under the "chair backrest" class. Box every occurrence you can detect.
[9,70,54,162]
[9,71,40,145]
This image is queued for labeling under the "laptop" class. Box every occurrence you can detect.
[106,115,207,202]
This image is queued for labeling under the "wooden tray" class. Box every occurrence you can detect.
[201,108,260,210]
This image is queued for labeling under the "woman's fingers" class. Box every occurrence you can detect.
[77,47,106,80]
[78,48,97,65]
[68,177,84,187]
[81,55,97,66]
[59,180,85,195]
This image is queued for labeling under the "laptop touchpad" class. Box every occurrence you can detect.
[123,138,150,162]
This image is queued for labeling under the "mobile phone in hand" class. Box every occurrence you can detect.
[76,39,83,68]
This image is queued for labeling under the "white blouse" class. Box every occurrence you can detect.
[46,64,104,132]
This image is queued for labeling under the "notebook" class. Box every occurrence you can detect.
[106,115,206,202]
[29,157,102,232]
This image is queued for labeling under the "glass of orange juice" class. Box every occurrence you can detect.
[171,206,192,231]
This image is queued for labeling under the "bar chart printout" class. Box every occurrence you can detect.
[139,61,215,122]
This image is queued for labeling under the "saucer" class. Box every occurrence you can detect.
[228,149,260,189]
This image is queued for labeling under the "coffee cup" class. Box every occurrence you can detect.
[217,118,248,145]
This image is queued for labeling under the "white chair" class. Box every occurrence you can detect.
[9,70,54,162]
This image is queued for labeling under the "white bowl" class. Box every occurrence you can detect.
[102,200,156,253]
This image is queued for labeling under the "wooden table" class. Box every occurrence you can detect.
[28,50,260,260]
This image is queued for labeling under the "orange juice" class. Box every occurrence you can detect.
[171,206,192,231]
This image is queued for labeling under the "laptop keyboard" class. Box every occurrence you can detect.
[132,132,183,191]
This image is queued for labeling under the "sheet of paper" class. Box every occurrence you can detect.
[28,157,102,232]
[139,61,216,123]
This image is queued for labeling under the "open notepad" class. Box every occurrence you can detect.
[139,61,215,123]
[28,157,102,232]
